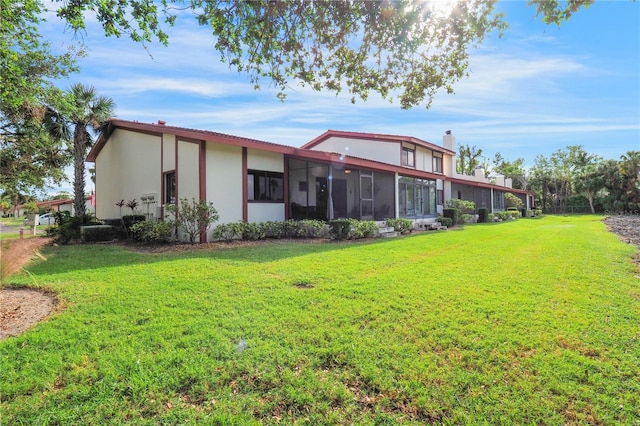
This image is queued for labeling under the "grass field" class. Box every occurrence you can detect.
[1,215,639,425]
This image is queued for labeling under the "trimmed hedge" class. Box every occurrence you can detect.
[328,219,351,240]
[80,225,113,242]
[130,220,174,243]
[443,208,461,226]
[122,215,146,230]
[384,218,413,234]
[478,208,489,223]
[437,216,453,227]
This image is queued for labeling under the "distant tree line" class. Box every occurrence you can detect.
[457,144,640,214]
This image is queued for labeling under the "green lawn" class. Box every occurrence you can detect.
[1,215,639,425]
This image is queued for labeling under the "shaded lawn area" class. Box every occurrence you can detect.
[1,215,639,424]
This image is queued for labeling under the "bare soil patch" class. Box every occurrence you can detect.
[0,288,58,341]
[603,215,640,264]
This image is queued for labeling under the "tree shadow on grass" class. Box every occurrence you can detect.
[22,232,448,278]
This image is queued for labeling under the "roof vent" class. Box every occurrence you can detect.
[158,120,166,126]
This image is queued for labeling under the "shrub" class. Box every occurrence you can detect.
[212,222,243,242]
[281,219,300,238]
[130,220,174,243]
[532,209,543,217]
[166,198,219,244]
[507,210,521,220]
[102,218,126,239]
[239,221,266,240]
[385,218,413,234]
[462,214,476,224]
[81,225,113,242]
[349,219,378,239]
[329,219,351,240]
[478,208,489,223]
[504,193,524,209]
[443,208,461,226]
[487,213,496,222]
[296,219,325,238]
[52,214,101,244]
[260,221,285,239]
[436,216,453,227]
[122,215,146,231]
[495,211,508,221]
[445,199,475,214]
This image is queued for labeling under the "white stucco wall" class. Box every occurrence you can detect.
[247,149,283,172]
[163,134,176,171]
[248,203,285,223]
[310,137,400,166]
[177,140,200,201]
[416,147,434,172]
[95,129,161,219]
[205,142,243,226]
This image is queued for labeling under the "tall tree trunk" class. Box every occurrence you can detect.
[586,192,595,214]
[73,125,87,217]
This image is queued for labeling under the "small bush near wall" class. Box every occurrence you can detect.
[437,216,453,228]
[130,220,174,243]
[349,219,378,239]
[81,225,113,242]
[385,218,413,234]
[122,215,146,230]
[103,218,126,239]
[212,222,243,242]
[507,210,521,220]
[462,214,476,224]
[478,208,489,223]
[487,213,495,222]
[495,211,508,221]
[295,220,325,238]
[532,209,543,217]
[51,214,101,244]
[259,221,280,238]
[443,208,460,226]
[240,221,266,241]
[329,219,351,240]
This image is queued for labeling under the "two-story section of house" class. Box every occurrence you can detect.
[88,119,533,242]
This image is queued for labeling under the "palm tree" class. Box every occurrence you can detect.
[67,84,115,216]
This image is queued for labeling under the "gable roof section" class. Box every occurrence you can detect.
[88,119,530,193]
[87,119,299,161]
[302,129,456,155]
[87,119,445,180]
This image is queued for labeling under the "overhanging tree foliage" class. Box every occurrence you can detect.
[50,0,593,108]
[0,0,82,197]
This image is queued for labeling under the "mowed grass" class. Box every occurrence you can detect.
[1,215,639,425]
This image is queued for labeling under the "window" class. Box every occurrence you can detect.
[402,147,415,167]
[433,156,443,173]
[164,171,175,204]
[436,189,444,205]
[248,170,284,202]
[399,177,437,217]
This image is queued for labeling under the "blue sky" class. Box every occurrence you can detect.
[41,1,639,193]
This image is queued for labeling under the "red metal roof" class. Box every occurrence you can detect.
[87,119,530,194]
